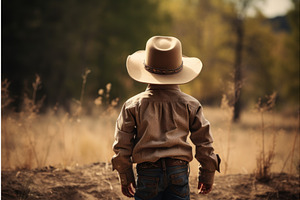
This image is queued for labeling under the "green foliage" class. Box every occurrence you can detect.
[166,0,235,103]
[275,0,299,106]
[2,0,298,112]
[242,15,277,104]
[2,0,168,109]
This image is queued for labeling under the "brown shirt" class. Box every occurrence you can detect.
[112,84,220,184]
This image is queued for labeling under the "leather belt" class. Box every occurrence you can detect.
[137,158,188,169]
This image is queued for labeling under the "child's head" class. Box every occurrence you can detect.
[126,36,203,85]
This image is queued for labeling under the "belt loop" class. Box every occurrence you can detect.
[162,158,166,172]
[161,159,168,189]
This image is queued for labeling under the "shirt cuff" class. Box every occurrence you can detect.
[198,154,221,185]
[118,168,135,186]
[198,168,215,185]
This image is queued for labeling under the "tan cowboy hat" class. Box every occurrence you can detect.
[126,36,202,85]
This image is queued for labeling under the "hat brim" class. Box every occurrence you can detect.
[126,50,202,85]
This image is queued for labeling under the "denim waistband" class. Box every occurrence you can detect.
[137,158,188,170]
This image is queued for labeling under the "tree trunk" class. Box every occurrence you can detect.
[233,18,244,122]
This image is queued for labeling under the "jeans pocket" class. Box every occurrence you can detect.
[169,170,190,198]
[135,175,159,200]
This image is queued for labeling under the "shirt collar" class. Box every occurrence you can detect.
[146,84,180,91]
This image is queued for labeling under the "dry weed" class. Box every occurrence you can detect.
[254,92,277,181]
[220,94,234,175]
[1,72,118,170]
[2,76,299,177]
[94,83,119,117]
[1,79,13,109]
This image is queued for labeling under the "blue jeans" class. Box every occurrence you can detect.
[134,161,190,200]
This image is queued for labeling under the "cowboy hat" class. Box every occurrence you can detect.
[126,36,202,85]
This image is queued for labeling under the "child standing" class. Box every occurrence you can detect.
[112,36,220,200]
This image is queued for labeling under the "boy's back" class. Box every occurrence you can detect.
[112,36,220,199]
[113,84,216,168]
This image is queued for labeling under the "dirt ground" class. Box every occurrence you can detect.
[2,162,299,200]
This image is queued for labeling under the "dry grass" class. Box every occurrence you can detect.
[254,92,277,181]
[1,74,118,170]
[2,108,118,170]
[1,78,299,178]
[202,106,299,176]
[2,104,299,176]
[219,94,234,175]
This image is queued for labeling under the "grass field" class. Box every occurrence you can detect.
[2,103,299,178]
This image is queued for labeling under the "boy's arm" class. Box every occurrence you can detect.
[111,104,136,194]
[189,105,221,189]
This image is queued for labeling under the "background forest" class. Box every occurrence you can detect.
[2,0,299,115]
[1,0,299,176]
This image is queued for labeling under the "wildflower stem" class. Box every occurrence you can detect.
[80,69,91,107]
[261,110,265,171]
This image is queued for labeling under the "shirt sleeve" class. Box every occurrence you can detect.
[189,105,220,184]
[111,103,136,174]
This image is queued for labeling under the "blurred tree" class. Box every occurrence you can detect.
[225,0,265,122]
[242,0,298,110]
[242,14,277,103]
[163,0,235,104]
[2,0,168,110]
[164,0,297,116]
[2,0,297,114]
[274,0,299,107]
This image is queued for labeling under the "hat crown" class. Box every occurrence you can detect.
[126,35,202,85]
[145,36,182,73]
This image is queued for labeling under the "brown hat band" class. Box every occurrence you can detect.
[144,61,183,75]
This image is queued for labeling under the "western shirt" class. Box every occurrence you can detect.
[112,84,220,185]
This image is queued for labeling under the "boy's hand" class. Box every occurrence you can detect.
[198,182,212,194]
[117,168,135,197]
[121,182,136,198]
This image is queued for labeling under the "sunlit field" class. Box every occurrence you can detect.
[198,106,299,176]
[2,102,299,177]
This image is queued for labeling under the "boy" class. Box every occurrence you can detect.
[112,36,220,200]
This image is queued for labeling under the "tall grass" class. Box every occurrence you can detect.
[1,73,119,169]
[254,92,277,181]
[220,94,234,175]
[281,110,300,174]
[1,76,299,176]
